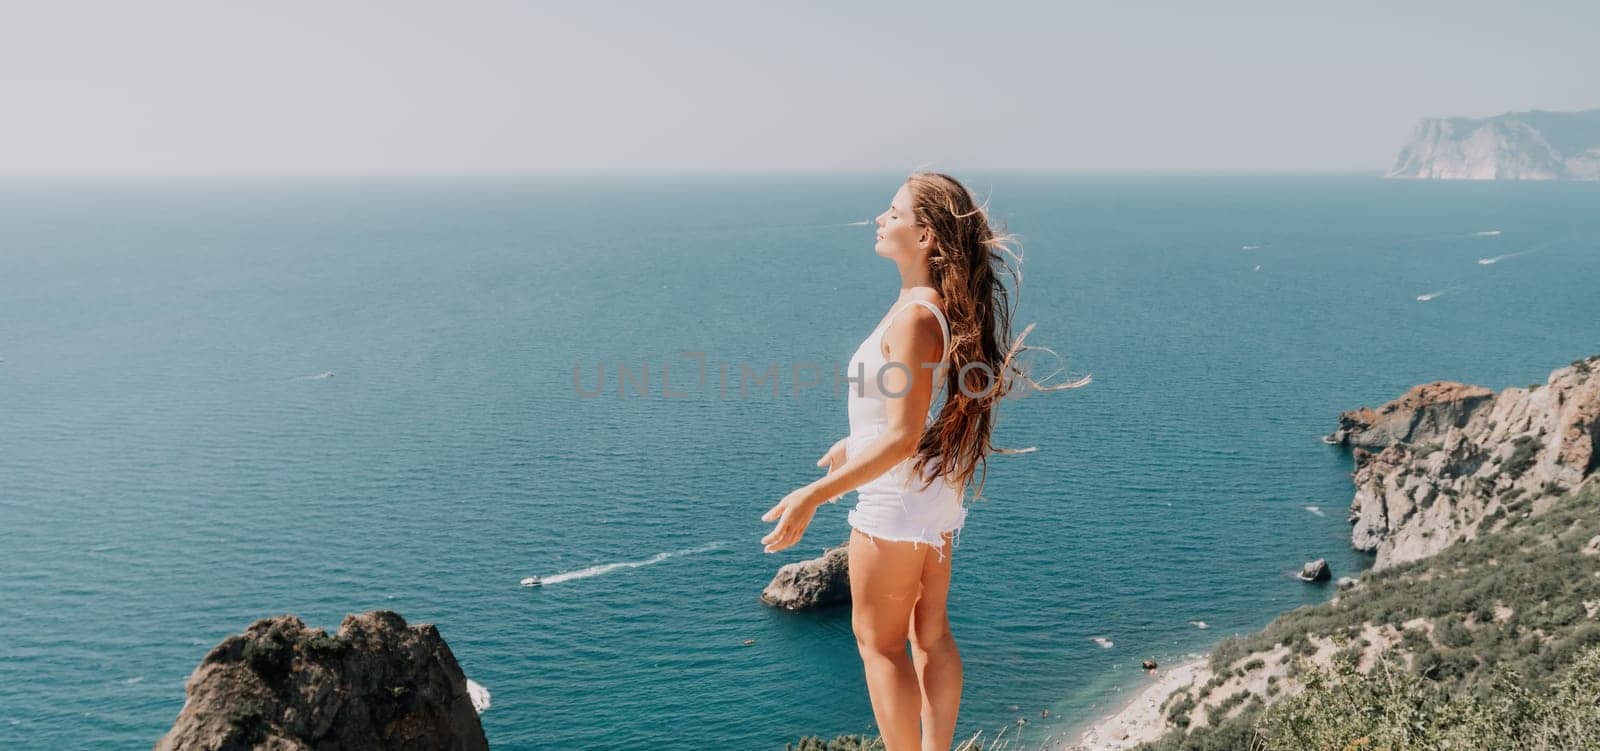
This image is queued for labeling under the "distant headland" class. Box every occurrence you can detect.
[1386,108,1600,180]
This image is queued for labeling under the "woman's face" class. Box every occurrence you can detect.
[874,183,926,259]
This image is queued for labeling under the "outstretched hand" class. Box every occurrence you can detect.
[759,438,848,554]
[760,486,820,553]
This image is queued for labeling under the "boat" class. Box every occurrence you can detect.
[520,576,543,587]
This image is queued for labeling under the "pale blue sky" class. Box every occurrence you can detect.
[1,0,1594,174]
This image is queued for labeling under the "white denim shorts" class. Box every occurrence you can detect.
[843,433,968,564]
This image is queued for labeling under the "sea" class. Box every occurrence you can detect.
[2,173,1597,749]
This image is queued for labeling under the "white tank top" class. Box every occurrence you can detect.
[843,298,966,536]
[846,298,952,447]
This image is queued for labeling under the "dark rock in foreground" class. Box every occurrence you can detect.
[154,610,488,751]
[762,541,851,610]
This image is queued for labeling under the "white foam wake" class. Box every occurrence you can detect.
[291,371,335,381]
[1477,249,1536,265]
[466,678,490,714]
[1416,286,1462,302]
[1475,229,1502,237]
[1303,505,1324,517]
[534,541,724,585]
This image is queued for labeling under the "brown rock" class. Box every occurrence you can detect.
[761,541,851,610]
[154,610,488,751]
[1329,381,1495,450]
[1339,355,1600,570]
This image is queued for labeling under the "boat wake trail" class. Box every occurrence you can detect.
[1477,249,1537,265]
[1416,286,1463,302]
[535,541,725,585]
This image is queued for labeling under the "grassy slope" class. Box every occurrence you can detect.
[1136,481,1600,750]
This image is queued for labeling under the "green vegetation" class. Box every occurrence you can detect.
[1166,692,1197,728]
[787,736,886,751]
[1503,435,1542,480]
[1135,481,1600,751]
[306,633,347,654]
[787,722,1055,751]
[225,698,266,745]
[1252,644,1600,750]
[226,698,263,726]
[1207,636,1248,675]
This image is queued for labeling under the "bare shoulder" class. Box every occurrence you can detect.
[881,301,946,360]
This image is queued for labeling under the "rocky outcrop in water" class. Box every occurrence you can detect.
[154,610,488,751]
[1385,108,1600,180]
[1328,355,1600,569]
[761,541,851,610]
[1297,559,1330,582]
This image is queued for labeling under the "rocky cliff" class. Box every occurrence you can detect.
[1385,108,1600,180]
[1125,480,1600,751]
[155,610,489,751]
[1328,355,1600,569]
[1079,356,1600,751]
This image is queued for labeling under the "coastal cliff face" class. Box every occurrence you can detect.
[1328,356,1600,570]
[1126,480,1600,751]
[155,610,488,751]
[1085,356,1600,751]
[1385,108,1600,180]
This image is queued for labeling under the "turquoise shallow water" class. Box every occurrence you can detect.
[1,173,1597,749]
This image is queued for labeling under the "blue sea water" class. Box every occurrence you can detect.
[1,173,1597,750]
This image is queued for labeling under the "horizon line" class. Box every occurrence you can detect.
[0,166,1387,180]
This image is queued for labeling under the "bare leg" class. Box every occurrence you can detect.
[909,531,962,751]
[848,527,929,751]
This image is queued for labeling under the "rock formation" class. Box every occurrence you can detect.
[1297,559,1330,582]
[1331,355,1600,569]
[155,610,488,751]
[761,541,851,610]
[1385,108,1600,180]
[1325,381,1496,450]
[1069,356,1600,751]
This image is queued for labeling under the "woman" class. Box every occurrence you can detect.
[760,172,1088,750]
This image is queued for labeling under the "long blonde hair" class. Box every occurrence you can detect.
[903,172,1091,502]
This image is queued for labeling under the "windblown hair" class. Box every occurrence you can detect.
[902,172,1091,502]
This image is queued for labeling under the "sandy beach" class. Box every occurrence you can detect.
[1058,654,1209,751]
